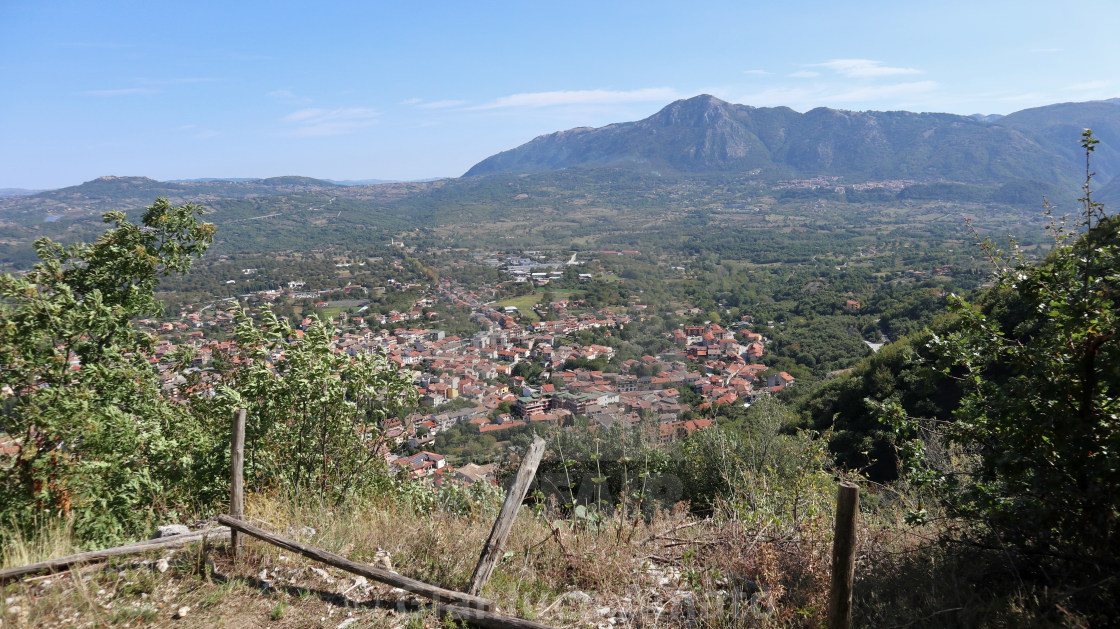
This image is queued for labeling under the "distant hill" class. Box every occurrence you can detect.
[0,175,341,225]
[464,95,1120,190]
[996,99,1120,183]
[0,188,44,197]
[4,95,1118,270]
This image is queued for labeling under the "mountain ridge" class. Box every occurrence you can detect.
[464,95,1120,188]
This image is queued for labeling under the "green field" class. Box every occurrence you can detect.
[495,288,582,322]
[494,294,543,321]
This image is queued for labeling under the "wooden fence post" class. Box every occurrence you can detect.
[827,481,860,629]
[467,435,547,596]
[230,408,246,558]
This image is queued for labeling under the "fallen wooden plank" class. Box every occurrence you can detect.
[468,435,546,596]
[217,514,493,611]
[0,528,230,583]
[432,600,557,629]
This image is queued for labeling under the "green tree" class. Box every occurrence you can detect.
[894,131,1120,563]
[186,306,417,507]
[0,199,215,545]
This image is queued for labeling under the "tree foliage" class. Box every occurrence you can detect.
[0,199,215,544]
[892,131,1120,563]
[185,306,417,507]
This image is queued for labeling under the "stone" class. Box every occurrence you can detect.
[175,606,190,619]
[373,550,393,572]
[309,567,334,582]
[153,525,190,539]
[156,558,170,573]
[563,590,592,606]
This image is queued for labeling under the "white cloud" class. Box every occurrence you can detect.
[139,77,219,85]
[810,59,921,78]
[400,97,423,105]
[734,81,938,110]
[82,87,158,96]
[283,107,379,136]
[475,87,680,109]
[174,124,220,140]
[418,99,469,109]
[269,89,311,104]
[829,81,937,102]
[1064,80,1111,92]
[789,71,820,79]
[57,41,133,49]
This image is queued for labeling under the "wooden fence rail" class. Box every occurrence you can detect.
[0,528,229,583]
[217,515,556,629]
[4,409,556,629]
[218,515,492,610]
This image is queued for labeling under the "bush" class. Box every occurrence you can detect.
[891,131,1120,566]
[0,199,214,545]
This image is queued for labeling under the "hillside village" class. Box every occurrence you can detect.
[134,249,795,487]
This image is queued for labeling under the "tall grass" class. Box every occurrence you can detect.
[1,515,77,570]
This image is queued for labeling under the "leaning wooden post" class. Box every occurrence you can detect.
[827,481,860,629]
[230,408,247,558]
[467,435,547,596]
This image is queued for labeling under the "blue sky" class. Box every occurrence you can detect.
[1,0,1116,189]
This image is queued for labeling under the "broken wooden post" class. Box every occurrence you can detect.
[827,481,860,629]
[467,435,547,597]
[217,515,494,611]
[230,407,246,558]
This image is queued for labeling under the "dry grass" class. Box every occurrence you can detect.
[1,517,78,572]
[1,491,842,628]
[4,487,1107,628]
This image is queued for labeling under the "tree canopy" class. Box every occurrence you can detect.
[1,199,215,544]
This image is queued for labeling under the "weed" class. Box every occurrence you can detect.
[110,604,160,623]
[269,599,287,620]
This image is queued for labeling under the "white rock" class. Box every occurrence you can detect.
[154,525,191,539]
[373,550,393,572]
[563,590,591,606]
[175,606,189,619]
[337,619,358,629]
[309,567,334,582]
[156,558,170,573]
[596,606,612,617]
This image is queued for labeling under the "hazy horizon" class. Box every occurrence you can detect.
[2,0,1117,189]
